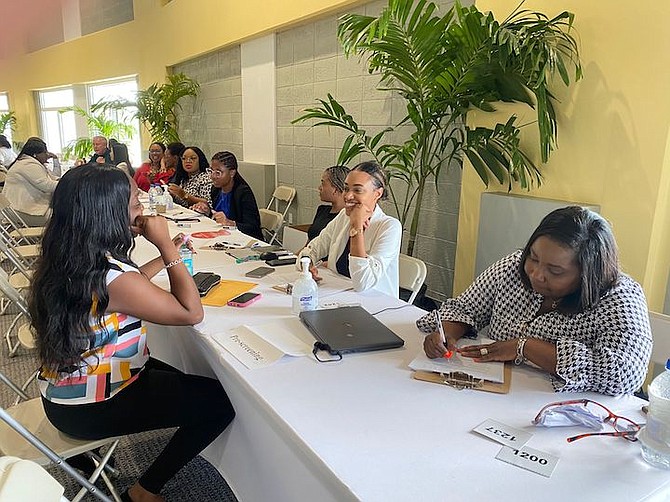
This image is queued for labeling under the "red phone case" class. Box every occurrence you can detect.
[227,293,262,307]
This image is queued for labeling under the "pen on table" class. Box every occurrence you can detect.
[434,310,453,359]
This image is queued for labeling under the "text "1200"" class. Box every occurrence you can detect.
[511,449,548,465]
[485,427,516,441]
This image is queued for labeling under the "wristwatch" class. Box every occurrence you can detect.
[349,226,363,237]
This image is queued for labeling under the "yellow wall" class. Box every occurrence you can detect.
[0,0,363,142]
[5,0,670,309]
[455,0,670,311]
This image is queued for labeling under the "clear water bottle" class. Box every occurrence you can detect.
[179,244,194,275]
[148,184,160,212]
[162,185,174,211]
[639,359,670,469]
[292,257,318,315]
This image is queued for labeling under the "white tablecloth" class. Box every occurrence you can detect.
[133,210,668,502]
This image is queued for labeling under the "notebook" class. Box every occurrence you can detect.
[299,306,404,355]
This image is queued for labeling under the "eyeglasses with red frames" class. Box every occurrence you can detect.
[533,399,641,443]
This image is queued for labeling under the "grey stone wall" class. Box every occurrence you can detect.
[80,0,134,36]
[173,47,243,159]
[276,0,465,300]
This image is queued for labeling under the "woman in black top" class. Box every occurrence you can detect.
[191,151,263,241]
[307,165,350,241]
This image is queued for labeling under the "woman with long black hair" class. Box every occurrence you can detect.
[30,164,235,502]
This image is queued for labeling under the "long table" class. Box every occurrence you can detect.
[132,209,669,502]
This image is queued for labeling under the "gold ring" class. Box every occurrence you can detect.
[479,347,489,356]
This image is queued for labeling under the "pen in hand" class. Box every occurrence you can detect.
[434,310,453,359]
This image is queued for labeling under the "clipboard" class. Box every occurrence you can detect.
[412,363,512,394]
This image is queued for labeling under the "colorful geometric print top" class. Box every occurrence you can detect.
[38,257,150,405]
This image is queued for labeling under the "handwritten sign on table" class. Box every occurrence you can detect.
[211,318,313,369]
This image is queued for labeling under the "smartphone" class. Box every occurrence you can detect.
[227,292,262,307]
[245,266,275,278]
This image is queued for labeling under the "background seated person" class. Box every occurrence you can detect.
[134,142,170,191]
[110,139,134,177]
[298,161,401,298]
[167,146,211,207]
[30,165,235,502]
[308,165,349,241]
[2,136,59,226]
[418,206,652,396]
[0,134,17,170]
[163,142,186,181]
[191,151,263,240]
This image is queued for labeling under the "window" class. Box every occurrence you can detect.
[87,77,141,166]
[36,77,142,166]
[0,92,12,144]
[36,87,76,155]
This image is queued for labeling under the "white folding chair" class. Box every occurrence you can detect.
[0,456,65,502]
[0,292,122,502]
[0,268,32,357]
[399,254,427,304]
[0,227,40,274]
[259,209,284,245]
[261,186,296,245]
[0,195,44,245]
[0,371,120,502]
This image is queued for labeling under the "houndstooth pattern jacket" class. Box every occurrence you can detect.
[416,251,652,396]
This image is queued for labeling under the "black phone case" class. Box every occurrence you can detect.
[193,272,221,297]
[265,257,297,266]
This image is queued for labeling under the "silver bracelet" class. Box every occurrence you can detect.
[164,257,183,269]
[514,335,528,366]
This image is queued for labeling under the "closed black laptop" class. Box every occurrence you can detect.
[299,306,404,355]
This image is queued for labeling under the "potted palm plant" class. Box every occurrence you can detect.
[59,103,135,160]
[294,0,582,257]
[0,111,16,136]
[99,73,200,144]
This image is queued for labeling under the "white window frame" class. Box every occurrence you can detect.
[0,92,12,145]
[36,86,77,156]
[36,76,142,165]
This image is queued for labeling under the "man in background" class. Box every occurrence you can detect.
[75,135,112,166]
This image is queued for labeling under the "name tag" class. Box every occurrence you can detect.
[472,419,532,448]
[496,445,559,477]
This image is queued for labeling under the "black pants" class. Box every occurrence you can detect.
[42,358,235,494]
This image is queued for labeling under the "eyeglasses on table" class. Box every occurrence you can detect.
[533,398,641,443]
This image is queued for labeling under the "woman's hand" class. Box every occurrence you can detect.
[459,339,517,362]
[423,332,457,359]
[191,202,210,215]
[168,183,185,200]
[170,232,195,252]
[348,204,374,231]
[308,265,323,282]
[131,215,172,249]
[212,211,235,226]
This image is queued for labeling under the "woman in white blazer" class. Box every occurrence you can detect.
[298,161,402,298]
[3,137,59,226]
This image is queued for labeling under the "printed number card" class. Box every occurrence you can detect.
[496,445,559,478]
[472,419,532,448]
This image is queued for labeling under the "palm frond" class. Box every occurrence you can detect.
[295,0,581,255]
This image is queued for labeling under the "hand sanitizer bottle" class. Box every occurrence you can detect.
[292,256,318,315]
